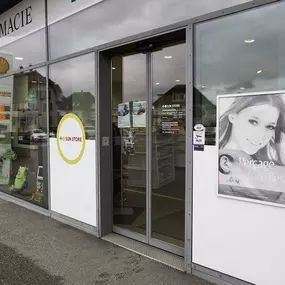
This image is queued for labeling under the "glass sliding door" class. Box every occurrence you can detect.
[150,43,186,250]
[110,32,186,254]
[112,53,147,239]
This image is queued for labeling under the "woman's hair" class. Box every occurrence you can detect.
[219,94,285,165]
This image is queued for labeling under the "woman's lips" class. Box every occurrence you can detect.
[246,138,261,146]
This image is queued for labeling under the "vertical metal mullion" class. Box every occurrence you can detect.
[185,24,194,274]
[45,0,51,211]
[146,52,152,243]
[95,51,101,237]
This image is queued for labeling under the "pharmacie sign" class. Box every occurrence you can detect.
[0,6,33,38]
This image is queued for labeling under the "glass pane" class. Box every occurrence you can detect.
[0,29,46,72]
[49,53,96,140]
[0,67,48,208]
[194,1,285,145]
[151,43,186,247]
[112,54,147,235]
[48,0,248,59]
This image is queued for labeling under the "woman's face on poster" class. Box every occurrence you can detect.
[229,104,279,155]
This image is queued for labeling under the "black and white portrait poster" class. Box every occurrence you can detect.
[218,91,285,206]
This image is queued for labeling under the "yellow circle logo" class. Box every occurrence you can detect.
[0,57,9,74]
[56,113,86,164]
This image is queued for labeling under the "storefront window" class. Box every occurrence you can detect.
[49,53,96,139]
[194,1,285,145]
[48,0,249,59]
[0,67,48,208]
[0,29,46,72]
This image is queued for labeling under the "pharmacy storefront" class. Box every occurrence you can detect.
[0,0,284,284]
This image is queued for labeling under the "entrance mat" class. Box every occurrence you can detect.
[114,206,145,226]
[140,210,185,241]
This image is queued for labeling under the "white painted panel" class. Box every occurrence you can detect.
[193,146,285,285]
[47,0,103,25]
[50,138,97,227]
[0,0,45,47]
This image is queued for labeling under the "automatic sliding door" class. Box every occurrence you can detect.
[112,54,147,239]
[150,43,186,251]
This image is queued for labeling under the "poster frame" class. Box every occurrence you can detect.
[217,89,285,208]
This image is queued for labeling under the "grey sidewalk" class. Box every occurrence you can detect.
[0,199,211,285]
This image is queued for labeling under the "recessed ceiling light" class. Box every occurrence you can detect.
[244,39,255,44]
[175,79,181,82]
[15,57,24,60]
[240,87,245,90]
[257,69,263,74]
[164,56,172,59]
[156,82,160,85]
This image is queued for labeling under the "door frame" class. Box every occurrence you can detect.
[98,27,192,259]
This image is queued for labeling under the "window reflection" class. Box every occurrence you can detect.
[194,1,285,145]
[0,67,48,208]
[49,53,96,140]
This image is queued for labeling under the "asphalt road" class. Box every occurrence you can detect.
[0,199,212,285]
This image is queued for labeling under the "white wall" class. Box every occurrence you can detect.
[193,146,285,285]
[50,138,97,227]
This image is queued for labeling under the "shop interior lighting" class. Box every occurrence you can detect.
[257,69,263,74]
[112,67,116,70]
[15,57,24,60]
[244,39,255,43]
[156,82,160,85]
[175,79,181,82]
[164,56,172,59]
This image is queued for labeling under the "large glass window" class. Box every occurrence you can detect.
[49,53,96,140]
[0,67,48,208]
[194,1,285,145]
[48,0,248,59]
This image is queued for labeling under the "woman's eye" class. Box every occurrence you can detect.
[266,125,276,131]
[248,119,258,125]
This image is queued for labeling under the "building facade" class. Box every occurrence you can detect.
[0,0,284,284]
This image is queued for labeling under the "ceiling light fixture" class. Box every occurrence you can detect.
[175,79,181,82]
[257,69,263,74]
[240,87,245,90]
[112,67,116,70]
[164,56,172,59]
[15,57,24,60]
[201,85,206,89]
[156,82,160,85]
[244,39,255,44]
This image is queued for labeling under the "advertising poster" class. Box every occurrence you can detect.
[118,102,131,128]
[218,91,285,206]
[133,101,146,127]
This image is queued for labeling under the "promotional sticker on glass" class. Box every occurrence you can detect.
[133,101,146,128]
[217,91,285,206]
[118,102,131,128]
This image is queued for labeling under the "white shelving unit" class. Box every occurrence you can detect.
[124,131,175,189]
